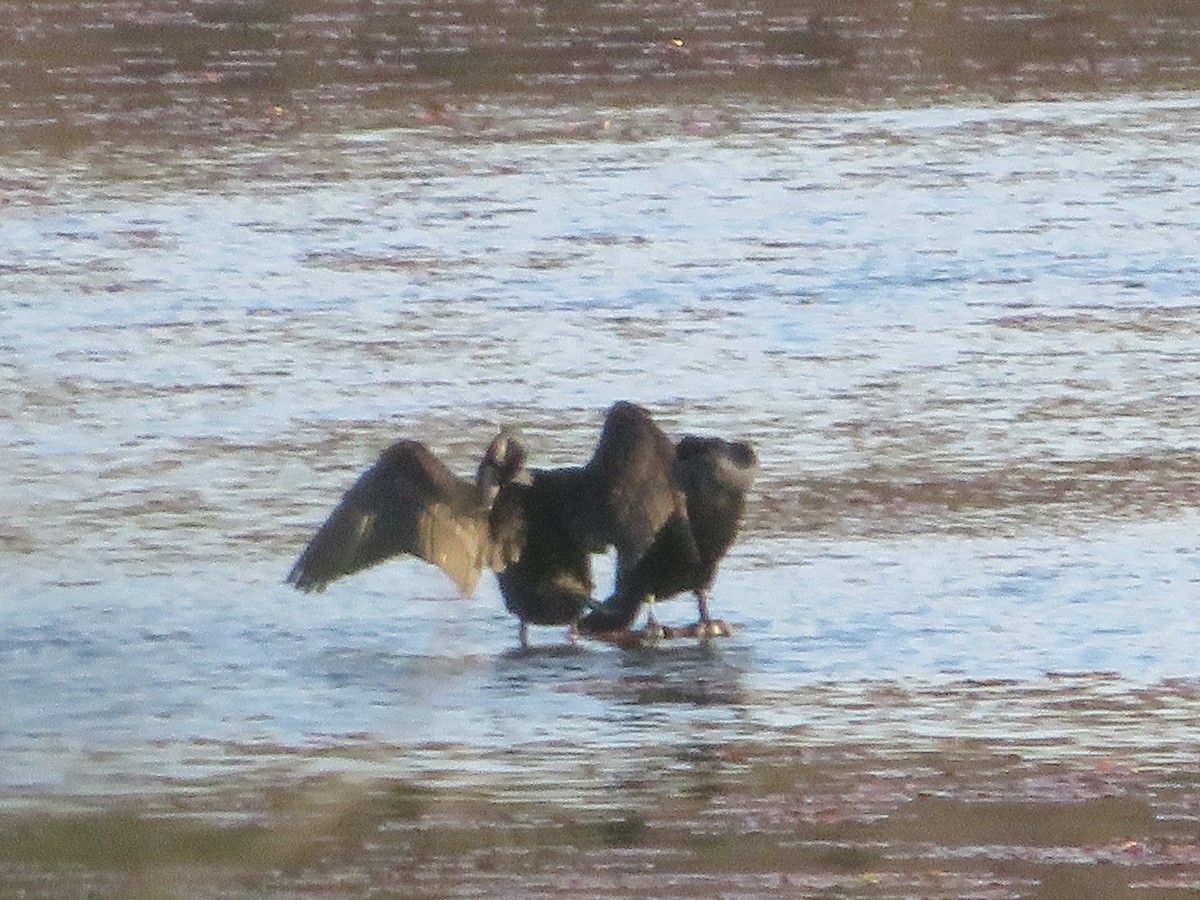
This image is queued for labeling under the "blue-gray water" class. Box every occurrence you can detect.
[3,92,1200,833]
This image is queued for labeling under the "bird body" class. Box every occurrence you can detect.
[491,466,595,633]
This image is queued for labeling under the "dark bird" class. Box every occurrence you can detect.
[577,434,758,638]
[286,402,700,647]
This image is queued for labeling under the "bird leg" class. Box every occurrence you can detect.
[518,621,530,649]
[691,589,732,639]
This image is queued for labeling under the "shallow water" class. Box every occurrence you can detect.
[4,91,1200,895]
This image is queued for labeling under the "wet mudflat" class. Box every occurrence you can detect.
[4,2,1200,897]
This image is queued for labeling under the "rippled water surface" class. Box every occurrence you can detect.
[4,91,1200,896]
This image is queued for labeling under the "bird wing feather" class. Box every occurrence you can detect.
[286,440,488,596]
[589,402,698,584]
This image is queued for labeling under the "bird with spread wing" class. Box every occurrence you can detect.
[286,402,704,647]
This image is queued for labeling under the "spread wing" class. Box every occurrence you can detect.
[286,440,491,596]
[587,401,699,586]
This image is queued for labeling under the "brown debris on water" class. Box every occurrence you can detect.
[3,1,1200,148]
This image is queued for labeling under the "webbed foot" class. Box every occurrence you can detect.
[660,619,734,639]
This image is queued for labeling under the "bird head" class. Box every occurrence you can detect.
[477,428,528,505]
